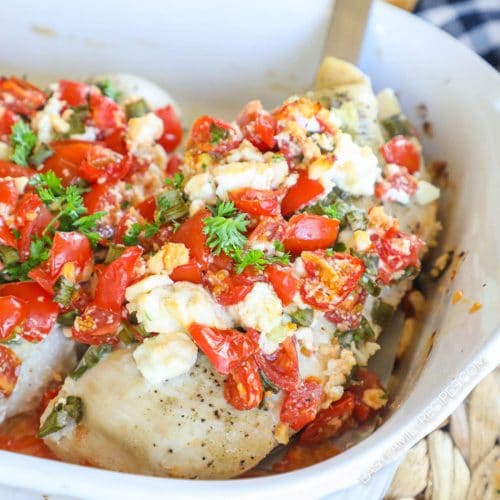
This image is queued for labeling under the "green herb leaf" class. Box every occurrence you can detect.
[155,189,188,224]
[210,123,228,144]
[336,316,375,348]
[10,120,37,166]
[57,310,77,327]
[125,98,149,119]
[0,245,19,266]
[53,275,76,307]
[96,80,121,102]
[70,345,112,380]
[29,143,53,167]
[0,237,49,283]
[203,201,248,255]
[381,114,413,138]
[164,173,184,190]
[122,222,159,246]
[38,395,83,438]
[371,300,395,328]
[67,105,89,135]
[290,308,314,327]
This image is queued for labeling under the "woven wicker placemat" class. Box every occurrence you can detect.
[385,369,499,500]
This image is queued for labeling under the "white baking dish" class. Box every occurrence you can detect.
[0,1,498,498]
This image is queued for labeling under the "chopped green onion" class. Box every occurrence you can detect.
[0,245,19,266]
[96,80,121,102]
[210,123,228,144]
[360,274,381,297]
[118,323,139,344]
[155,189,188,224]
[38,395,83,438]
[371,300,395,328]
[332,242,347,253]
[290,308,314,327]
[57,310,77,327]
[345,209,367,231]
[29,143,53,167]
[260,371,280,394]
[70,345,112,380]
[104,243,126,264]
[53,276,76,307]
[396,266,419,282]
[67,106,89,135]
[125,98,149,119]
[336,316,374,348]
[381,114,413,138]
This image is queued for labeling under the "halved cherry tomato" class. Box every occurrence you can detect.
[83,181,121,218]
[374,226,424,284]
[224,357,263,410]
[237,100,277,152]
[380,136,420,174]
[89,92,125,131]
[248,216,287,248]
[252,333,299,392]
[229,188,280,216]
[78,145,127,184]
[325,287,367,332]
[155,105,183,153]
[171,209,210,270]
[0,179,18,207]
[300,251,365,310]
[283,214,339,254]
[298,392,355,445]
[0,345,21,397]
[166,154,183,176]
[280,378,323,431]
[15,193,52,261]
[265,265,298,306]
[28,232,92,293]
[187,116,239,154]
[0,160,35,178]
[0,216,17,248]
[205,269,255,306]
[0,282,59,342]
[0,109,18,138]
[281,173,324,216]
[103,127,127,155]
[41,140,97,185]
[114,211,148,245]
[170,259,202,284]
[0,296,27,341]
[94,246,142,312]
[0,77,46,117]
[58,80,89,107]
[71,304,121,344]
[136,195,156,222]
[374,168,418,203]
[188,323,258,375]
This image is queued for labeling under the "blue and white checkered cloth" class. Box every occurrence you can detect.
[416,0,500,70]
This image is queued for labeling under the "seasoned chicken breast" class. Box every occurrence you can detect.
[42,349,280,479]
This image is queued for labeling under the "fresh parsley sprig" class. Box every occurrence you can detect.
[203,201,249,255]
[164,173,184,189]
[122,222,159,246]
[232,247,290,274]
[10,120,37,166]
[0,238,50,283]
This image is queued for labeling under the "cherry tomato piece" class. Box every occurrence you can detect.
[283,214,339,254]
[89,92,125,131]
[281,173,324,216]
[237,101,277,152]
[380,135,420,174]
[0,345,21,397]
[0,77,46,117]
[187,116,239,154]
[155,105,183,153]
[0,160,35,178]
[224,357,263,410]
[229,188,280,216]
[280,378,323,431]
[0,296,27,341]
[58,80,89,107]
[265,265,298,306]
[170,259,203,284]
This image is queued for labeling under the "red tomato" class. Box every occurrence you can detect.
[72,304,121,344]
[283,214,339,254]
[170,259,203,284]
[253,334,299,392]
[94,246,142,312]
[374,168,418,203]
[89,92,125,131]
[273,98,321,122]
[205,269,255,306]
[237,101,277,152]
[374,227,424,284]
[15,193,52,261]
[187,116,239,154]
[229,188,280,216]
[347,369,384,423]
[29,232,92,293]
[40,385,62,413]
[248,216,287,248]
[103,127,127,154]
[188,323,258,375]
[325,287,367,332]
[300,251,365,310]
[280,378,323,431]
[0,109,18,138]
[265,265,298,306]
[0,77,46,117]
[380,136,420,174]
[0,296,27,341]
[0,282,59,342]
[0,345,21,397]
[58,80,89,107]
[83,181,121,215]
[298,392,355,445]
[281,173,324,216]
[114,211,148,245]
[155,105,183,153]
[41,140,97,185]
[78,145,127,183]
[0,160,35,178]
[136,195,156,221]
[224,357,263,410]
[171,209,210,270]
[166,154,183,176]
[0,216,17,248]
[0,179,18,207]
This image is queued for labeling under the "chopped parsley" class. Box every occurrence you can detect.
[336,316,375,348]
[0,238,50,283]
[96,79,121,102]
[164,173,185,190]
[67,105,89,135]
[232,248,290,274]
[122,222,159,246]
[209,123,228,144]
[125,98,149,119]
[10,120,37,166]
[203,201,248,255]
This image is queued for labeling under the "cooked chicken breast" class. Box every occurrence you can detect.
[42,349,280,479]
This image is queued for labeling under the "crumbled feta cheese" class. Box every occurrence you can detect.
[229,282,283,334]
[308,132,380,196]
[350,230,371,252]
[70,126,98,142]
[133,331,198,384]
[125,274,173,302]
[126,112,163,160]
[0,142,9,160]
[189,199,206,216]
[213,160,288,199]
[184,173,216,203]
[32,95,66,145]
[414,180,440,205]
[296,114,320,133]
[224,139,264,163]
[322,348,356,403]
[350,340,380,366]
[126,281,233,335]
[147,243,189,275]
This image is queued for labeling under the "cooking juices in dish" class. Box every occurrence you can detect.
[0,58,441,478]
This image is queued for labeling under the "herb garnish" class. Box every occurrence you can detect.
[10,120,37,166]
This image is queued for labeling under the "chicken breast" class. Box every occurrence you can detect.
[0,327,77,424]
[42,348,280,479]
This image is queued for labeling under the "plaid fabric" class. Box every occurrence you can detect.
[416,0,500,70]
